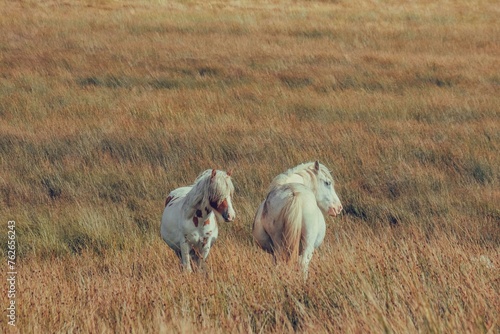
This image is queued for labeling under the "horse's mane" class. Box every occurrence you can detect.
[269,162,332,192]
[183,169,234,217]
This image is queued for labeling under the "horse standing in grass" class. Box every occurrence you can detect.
[253,161,342,279]
[161,169,235,272]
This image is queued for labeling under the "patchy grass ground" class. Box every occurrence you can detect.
[1,0,499,332]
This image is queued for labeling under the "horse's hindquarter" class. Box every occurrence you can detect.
[264,184,324,249]
[293,187,326,250]
[252,201,274,252]
[257,185,295,238]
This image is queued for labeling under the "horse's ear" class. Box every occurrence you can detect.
[226,169,233,177]
[210,169,217,180]
[314,161,320,173]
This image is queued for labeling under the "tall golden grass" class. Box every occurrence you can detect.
[1,0,498,332]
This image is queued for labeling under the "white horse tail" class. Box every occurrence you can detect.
[280,191,303,264]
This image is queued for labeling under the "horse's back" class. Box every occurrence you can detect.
[255,184,315,241]
[168,186,191,199]
[266,183,318,218]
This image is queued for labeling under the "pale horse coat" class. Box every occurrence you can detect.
[253,161,342,278]
[161,169,235,272]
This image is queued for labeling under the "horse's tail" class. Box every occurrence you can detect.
[280,191,303,264]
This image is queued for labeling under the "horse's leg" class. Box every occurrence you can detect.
[180,239,193,272]
[300,245,315,280]
[191,250,202,272]
[197,247,208,272]
[201,244,211,260]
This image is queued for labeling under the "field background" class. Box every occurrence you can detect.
[1,0,499,332]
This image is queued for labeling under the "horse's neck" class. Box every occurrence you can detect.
[182,186,212,221]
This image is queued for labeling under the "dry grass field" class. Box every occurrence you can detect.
[1,0,499,332]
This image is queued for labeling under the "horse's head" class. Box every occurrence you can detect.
[208,169,236,222]
[311,161,343,217]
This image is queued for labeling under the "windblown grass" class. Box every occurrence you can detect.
[0,0,498,332]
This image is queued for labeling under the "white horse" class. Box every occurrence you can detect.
[161,169,235,272]
[252,161,342,279]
